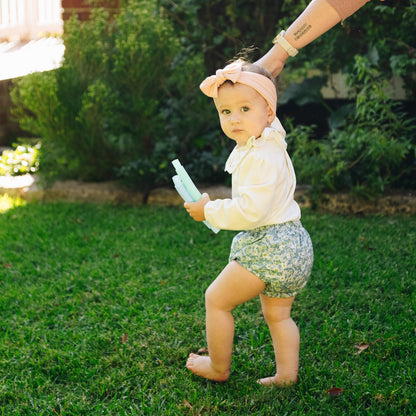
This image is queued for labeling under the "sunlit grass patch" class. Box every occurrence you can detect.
[0,193,26,213]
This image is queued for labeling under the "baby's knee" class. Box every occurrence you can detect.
[261,296,295,325]
[204,285,234,312]
[205,284,218,308]
[262,307,291,325]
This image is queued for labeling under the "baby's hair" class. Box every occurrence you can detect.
[241,61,277,92]
[226,57,278,95]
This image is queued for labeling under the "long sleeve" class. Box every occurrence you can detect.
[204,128,300,231]
[205,155,278,230]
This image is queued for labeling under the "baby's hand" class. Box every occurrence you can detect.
[184,193,210,222]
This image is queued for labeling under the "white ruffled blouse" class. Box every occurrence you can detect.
[204,117,301,230]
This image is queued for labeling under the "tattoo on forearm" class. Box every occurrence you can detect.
[294,23,312,41]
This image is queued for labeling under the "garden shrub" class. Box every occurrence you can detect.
[9,71,63,180]
[162,47,232,185]
[11,0,180,188]
[287,55,416,201]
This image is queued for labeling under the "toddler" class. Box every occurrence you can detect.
[184,60,313,386]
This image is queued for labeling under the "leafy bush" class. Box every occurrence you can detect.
[287,55,416,200]
[0,142,40,176]
[162,47,232,184]
[11,0,180,187]
[10,71,66,181]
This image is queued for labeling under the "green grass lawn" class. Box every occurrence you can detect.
[0,199,415,415]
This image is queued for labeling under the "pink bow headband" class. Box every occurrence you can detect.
[200,62,277,115]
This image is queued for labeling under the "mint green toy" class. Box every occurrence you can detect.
[172,159,220,234]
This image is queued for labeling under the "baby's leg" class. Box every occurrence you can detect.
[258,295,299,386]
[186,260,265,382]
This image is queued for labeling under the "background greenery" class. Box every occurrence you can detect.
[9,0,416,200]
[287,55,416,200]
[0,200,415,415]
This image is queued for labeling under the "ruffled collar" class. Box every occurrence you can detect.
[225,117,287,173]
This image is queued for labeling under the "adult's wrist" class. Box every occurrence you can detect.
[272,30,299,57]
[255,44,288,78]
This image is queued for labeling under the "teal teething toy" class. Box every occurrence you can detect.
[172,159,220,234]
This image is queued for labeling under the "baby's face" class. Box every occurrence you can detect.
[215,82,274,147]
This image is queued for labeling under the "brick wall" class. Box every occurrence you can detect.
[62,0,120,21]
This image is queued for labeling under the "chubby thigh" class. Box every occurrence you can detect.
[229,221,313,298]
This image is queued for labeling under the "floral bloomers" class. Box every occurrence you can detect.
[229,221,313,298]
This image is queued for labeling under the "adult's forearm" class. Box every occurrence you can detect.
[257,0,371,77]
[284,0,342,51]
[257,0,341,76]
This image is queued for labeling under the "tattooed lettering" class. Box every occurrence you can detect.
[294,23,312,41]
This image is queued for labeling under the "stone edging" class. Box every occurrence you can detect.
[0,174,231,206]
[1,174,415,215]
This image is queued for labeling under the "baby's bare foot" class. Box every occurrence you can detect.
[186,353,229,382]
[257,375,297,387]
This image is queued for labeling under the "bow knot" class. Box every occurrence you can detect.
[200,61,277,115]
[200,62,242,98]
